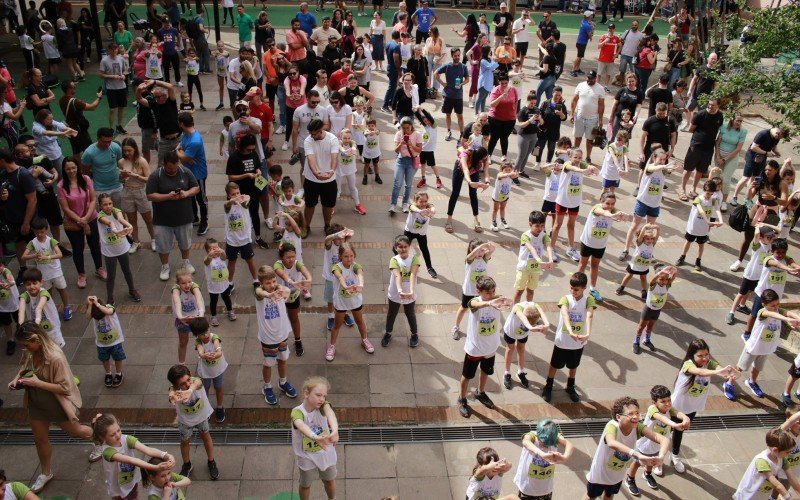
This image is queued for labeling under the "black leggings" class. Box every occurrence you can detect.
[487,117,515,157]
[612,0,625,18]
[209,288,233,315]
[447,167,480,217]
[162,52,181,83]
[385,299,417,335]
[65,221,102,275]
[222,6,234,23]
[187,74,203,104]
[285,106,297,142]
[247,189,262,237]
[671,411,696,455]
[404,230,432,269]
[104,252,135,300]
[535,137,558,163]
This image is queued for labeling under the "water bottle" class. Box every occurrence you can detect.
[455,76,462,89]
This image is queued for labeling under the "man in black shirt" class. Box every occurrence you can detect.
[536,11,557,64]
[731,126,785,203]
[0,148,37,271]
[687,52,718,112]
[549,30,567,81]
[645,73,673,117]
[536,86,568,167]
[681,98,724,197]
[493,3,513,48]
[636,102,676,189]
[136,79,180,167]
[226,134,269,249]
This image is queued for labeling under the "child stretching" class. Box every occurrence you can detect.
[204,238,234,327]
[322,225,355,331]
[514,419,575,499]
[634,264,677,354]
[291,376,339,500]
[223,182,258,287]
[552,148,599,262]
[21,218,71,320]
[185,48,205,110]
[362,117,383,185]
[274,243,313,357]
[328,243,372,361]
[142,458,191,500]
[416,108,443,189]
[404,191,438,278]
[381,235,420,348]
[97,194,141,304]
[254,266,298,405]
[779,409,800,483]
[543,272,595,403]
[0,262,19,356]
[338,129,366,215]
[18,268,64,347]
[466,447,513,499]
[514,211,553,304]
[273,210,305,274]
[87,296,126,388]
[625,386,690,494]
[171,270,205,364]
[352,96,367,161]
[490,162,520,232]
[191,317,228,423]
[167,364,219,479]
[733,428,800,499]
[726,225,775,325]
[179,90,195,114]
[540,160,564,236]
[503,301,548,390]
[599,129,629,194]
[778,192,800,239]
[212,40,229,110]
[452,240,495,340]
[676,180,723,272]
[616,223,660,299]
[92,413,175,500]
[577,192,631,302]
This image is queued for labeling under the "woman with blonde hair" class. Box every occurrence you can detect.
[119,137,155,253]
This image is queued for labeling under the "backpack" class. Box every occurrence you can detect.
[186,17,201,39]
[728,202,750,232]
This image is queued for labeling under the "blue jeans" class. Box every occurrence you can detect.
[391,156,416,206]
[427,55,442,90]
[384,69,398,108]
[619,54,634,76]
[668,67,681,91]
[474,87,490,114]
[276,83,287,127]
[635,67,653,95]
[536,75,557,102]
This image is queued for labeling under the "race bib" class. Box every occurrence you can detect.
[649,293,666,309]
[527,259,540,272]
[470,267,486,284]
[341,154,353,165]
[527,456,554,479]
[340,277,357,298]
[118,462,136,486]
[647,183,662,196]
[768,270,786,285]
[96,328,119,345]
[759,321,779,343]
[687,379,709,397]
[367,138,378,148]
[412,216,426,230]
[227,214,244,232]
[179,397,204,415]
[187,62,199,75]
[567,184,582,196]
[210,266,229,283]
[0,288,10,300]
[104,231,122,245]
[478,317,496,336]
[254,175,268,191]
[606,450,631,471]
[40,318,52,331]
[569,321,584,335]
[202,355,219,366]
[634,255,652,267]
[591,227,609,240]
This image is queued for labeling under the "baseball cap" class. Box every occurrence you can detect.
[246,86,262,97]
[587,70,598,78]
[583,10,593,16]
[234,100,249,109]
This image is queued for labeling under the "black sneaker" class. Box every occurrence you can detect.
[112,373,124,388]
[255,238,269,249]
[199,105,207,111]
[615,286,624,295]
[362,175,368,185]
[428,267,438,279]
[294,340,304,357]
[192,216,201,226]
[626,476,641,496]
[694,260,702,272]
[504,373,512,389]
[474,391,495,409]
[512,178,521,186]
[115,126,128,135]
[518,373,529,388]
[198,222,209,235]
[180,461,193,477]
[409,333,419,348]
[381,332,392,347]
[643,472,659,489]
[542,384,553,402]
[642,339,656,351]
[676,255,685,266]
[633,342,641,354]
[215,103,224,110]
[457,397,471,418]
[104,374,113,388]
[375,175,383,184]
[215,407,226,423]
[5,340,15,356]
[208,459,219,480]
[519,171,531,179]
[736,304,752,315]
[565,385,580,402]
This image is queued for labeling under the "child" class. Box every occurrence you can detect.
[273,210,305,275]
[543,272,595,403]
[362,117,383,185]
[212,40,229,110]
[0,262,20,355]
[204,238,235,326]
[577,192,631,302]
[18,268,64,347]
[322,224,354,331]
[599,129,629,193]
[267,165,284,236]
[97,194,141,305]
[616,223,660,299]
[404,191,438,278]
[552,148,599,262]
[92,413,175,500]
[490,162,520,232]
[291,376,339,500]
[467,121,485,151]
[254,265,298,405]
[625,386,690,494]
[142,458,191,500]
[509,59,525,110]
[185,48,205,110]
[171,269,205,364]
[584,396,670,500]
[676,180,723,272]
[39,21,59,77]
[274,243,313,357]
[540,160,564,236]
[352,96,367,159]
[779,409,800,484]
[338,128,366,215]
[415,108,443,189]
[21,218,71,320]
[381,235,420,348]
[328,243,372,361]
[733,428,800,499]
[219,116,233,158]
[466,447,513,499]
[179,90,195,114]
[0,469,35,500]
[16,26,36,70]
[503,301,548,389]
[514,210,553,304]
[514,419,574,499]
[87,296,126,388]
[724,289,800,401]
[146,40,163,80]
[223,182,258,287]
[633,264,677,354]
[452,240,495,340]
[708,165,724,219]
[167,364,219,479]
[457,276,512,418]
[190,317,228,423]
[726,225,775,325]
[779,192,800,239]
[618,108,635,135]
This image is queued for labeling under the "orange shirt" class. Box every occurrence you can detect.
[493,45,516,64]
[262,48,285,85]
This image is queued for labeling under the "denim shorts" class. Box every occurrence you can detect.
[633,200,660,218]
[324,279,335,304]
[175,318,192,333]
[202,373,224,390]
[601,178,620,188]
[178,418,210,441]
[97,343,127,362]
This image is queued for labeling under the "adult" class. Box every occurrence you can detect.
[596,23,620,90]
[146,149,200,281]
[112,20,132,51]
[338,73,375,108]
[617,20,644,84]
[435,48,469,142]
[535,41,558,102]
[134,82,157,164]
[665,38,685,91]
[296,3,317,38]
[634,35,658,96]
[486,73,518,162]
[57,157,104,288]
[98,42,128,135]
[445,145,490,234]
[680,98,724,199]
[326,92,352,137]
[669,6,694,44]
[6,322,99,494]
[423,27,445,93]
[636,102,677,189]
[157,18,181,86]
[24,69,55,116]
[467,34,490,109]
[80,128,124,207]
[645,73,673,118]
[369,12,387,72]
[714,113,747,211]
[382,30,402,111]
[608,72,642,137]
[0,148,37,271]
[321,36,343,76]
[352,43,374,90]
[286,18,309,65]
[226,132,269,250]
[328,58,352,92]
[548,30,566,82]
[77,8,96,69]
[228,100,266,172]
[227,46,258,112]
[515,91,544,179]
[570,71,605,162]
[686,52,719,116]
[571,11,594,77]
[107,0,127,29]
[389,117,422,213]
[117,138,155,254]
[235,5,254,47]
[31,110,75,177]
[302,119,339,237]
[291,90,328,168]
[411,0,436,44]
[311,17,341,56]
[55,18,82,81]
[0,84,24,149]
[731,127,784,205]
[452,13,478,66]
[176,113,208,236]
[392,73,420,124]
[511,9,532,67]
[190,7,211,74]
[494,36,516,74]
[245,86,273,157]
[535,86,568,168]
[136,80,180,168]
[254,11,275,65]
[492,3,513,48]
[536,11,557,64]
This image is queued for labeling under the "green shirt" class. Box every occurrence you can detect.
[237,13,254,42]
[113,30,133,50]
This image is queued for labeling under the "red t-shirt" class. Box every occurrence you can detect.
[284,75,307,109]
[598,34,620,63]
[328,69,352,92]
[636,47,655,69]
[488,85,518,121]
[249,102,274,140]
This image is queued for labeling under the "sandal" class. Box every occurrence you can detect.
[474,223,483,233]
[445,222,454,233]
[679,192,689,202]
[688,191,698,198]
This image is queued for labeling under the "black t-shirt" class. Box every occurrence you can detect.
[151,98,180,136]
[225,150,260,194]
[463,120,492,140]
[136,94,156,129]
[145,166,198,227]
[550,42,566,77]
[690,110,724,148]
[752,129,779,155]
[26,84,50,114]
[646,87,673,117]
[642,115,676,150]
[540,54,556,78]
[614,86,643,118]
[693,66,717,97]
[538,20,557,42]
[0,165,37,225]
[540,98,568,140]
[517,106,542,135]
[493,12,513,36]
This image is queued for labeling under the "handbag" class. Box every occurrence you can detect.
[728,202,751,232]
[411,153,420,169]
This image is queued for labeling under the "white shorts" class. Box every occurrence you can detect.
[43,275,67,291]
[573,116,599,138]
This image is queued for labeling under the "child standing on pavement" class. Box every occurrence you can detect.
[171,269,205,364]
[633,264,677,355]
[184,48,205,111]
[552,148,599,262]
[327,243,372,361]
[381,235,420,348]
[513,419,574,499]
[727,225,775,325]
[415,108,443,189]
[599,129,629,194]
[338,129,367,215]
[273,209,306,273]
[0,262,20,356]
[733,428,800,499]
[191,317,228,424]
[616,223,660,299]
[322,225,355,332]
[490,162,519,232]
[513,210,553,304]
[204,238,235,327]
[223,182,258,287]
[452,240,495,340]
[676,180,723,272]
[87,295,126,388]
[362,117,383,185]
[18,268,64,347]
[21,218,72,320]
[219,116,233,159]
[540,160,564,235]
[96,195,141,305]
[466,447,513,500]
[404,191,438,278]
[274,242,312,357]
[503,301,548,390]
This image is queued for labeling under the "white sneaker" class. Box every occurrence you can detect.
[468,100,474,108]
[31,473,53,493]
[402,203,409,213]
[653,464,663,477]
[721,201,728,212]
[672,455,686,473]
[730,260,742,272]
[501,220,509,230]
[491,222,499,232]
[275,125,286,134]
[183,260,196,274]
[128,241,140,254]
[266,218,274,229]
[281,142,289,151]
[151,240,157,252]
[159,264,170,281]
[500,155,508,163]
[388,204,397,213]
[89,444,103,462]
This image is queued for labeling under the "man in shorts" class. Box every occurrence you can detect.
[81,128,124,208]
[680,98,723,199]
[98,42,128,135]
[570,11,594,77]
[596,23,620,91]
[302,119,339,238]
[435,48,469,142]
[570,71,605,162]
[511,9,532,67]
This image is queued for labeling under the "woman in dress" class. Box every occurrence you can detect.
[369,11,386,72]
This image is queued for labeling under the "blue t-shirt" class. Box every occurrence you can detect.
[577,19,593,45]
[385,40,401,71]
[158,27,179,55]
[296,12,317,37]
[412,7,435,33]
[81,142,123,192]
[437,63,469,99]
[180,131,208,180]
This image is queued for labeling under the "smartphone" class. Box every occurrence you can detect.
[97,86,103,94]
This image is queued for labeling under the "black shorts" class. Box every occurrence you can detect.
[684,232,709,244]
[225,242,254,261]
[580,243,605,259]
[36,192,64,226]
[462,353,495,379]
[515,42,529,57]
[625,264,649,276]
[549,345,584,370]
[541,200,556,214]
[286,296,300,310]
[303,178,338,208]
[683,145,714,174]
[106,88,128,109]
[7,222,32,243]
[357,144,364,157]
[0,311,18,326]
[640,305,662,322]
[576,43,587,58]
[442,97,464,115]
[586,481,622,498]
[789,362,800,380]
[47,57,62,65]
[260,339,288,349]
[461,293,476,309]
[335,304,362,313]
[504,333,529,345]
[739,278,759,295]
[518,492,551,500]
[420,151,436,166]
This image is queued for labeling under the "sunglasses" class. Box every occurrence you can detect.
[289,72,298,76]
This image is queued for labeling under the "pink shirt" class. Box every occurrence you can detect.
[488,85,518,121]
[57,176,97,222]
[286,30,308,61]
[394,130,422,157]
[284,75,307,108]
[132,49,148,80]
[0,67,16,103]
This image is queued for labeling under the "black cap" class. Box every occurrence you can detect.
[587,70,598,78]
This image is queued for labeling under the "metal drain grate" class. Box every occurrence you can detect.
[0,412,785,446]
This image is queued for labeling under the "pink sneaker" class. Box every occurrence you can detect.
[76,274,87,289]
[325,344,336,361]
[361,338,375,353]
[354,204,367,215]
[95,268,107,280]
[302,289,312,300]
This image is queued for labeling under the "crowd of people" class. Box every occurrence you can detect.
[0,0,797,498]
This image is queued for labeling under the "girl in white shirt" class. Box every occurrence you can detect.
[337,129,365,215]
[466,447,512,500]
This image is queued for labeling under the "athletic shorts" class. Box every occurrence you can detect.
[178,418,210,441]
[335,304,362,314]
[597,60,615,77]
[442,97,464,115]
[0,311,18,326]
[738,278,759,295]
[633,200,660,219]
[684,232,709,244]
[580,243,606,259]
[155,223,192,253]
[514,269,540,291]
[573,115,598,138]
[586,481,622,499]
[461,293,476,309]
[541,200,556,214]
[420,151,436,166]
[141,127,157,151]
[515,42,529,57]
[97,342,127,362]
[299,465,337,488]
[42,275,67,291]
[788,362,800,380]
[549,345,584,370]
[683,145,713,174]
[303,179,338,208]
[601,178,620,188]
[555,203,579,215]
[225,242,254,261]
[462,353,495,379]
[106,88,128,109]
[504,333,529,345]
[625,264,649,276]
[120,187,152,214]
[202,373,224,390]
[286,296,300,310]
[737,348,767,372]
[576,43,587,58]
[640,305,662,322]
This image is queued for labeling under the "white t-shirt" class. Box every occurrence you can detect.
[98,209,131,257]
[0,268,20,313]
[586,420,645,486]
[291,404,338,472]
[195,333,228,379]
[636,165,666,208]
[554,294,596,350]
[327,104,352,137]
[555,165,586,209]
[311,27,341,56]
[204,257,230,295]
[338,142,358,176]
[174,377,214,426]
[462,257,489,296]
[405,207,432,236]
[93,307,124,348]
[311,84,331,107]
[294,104,329,146]
[512,18,532,44]
[685,195,715,237]
[26,236,62,281]
[465,298,502,358]
[331,261,363,311]
[600,143,627,182]
[225,201,253,247]
[514,431,558,497]
[42,33,60,59]
[734,450,784,500]
[466,473,503,500]
[255,292,292,344]
[580,204,614,250]
[303,131,340,183]
[746,308,783,356]
[629,242,655,273]
[387,253,420,304]
[574,81,605,119]
[421,125,437,152]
